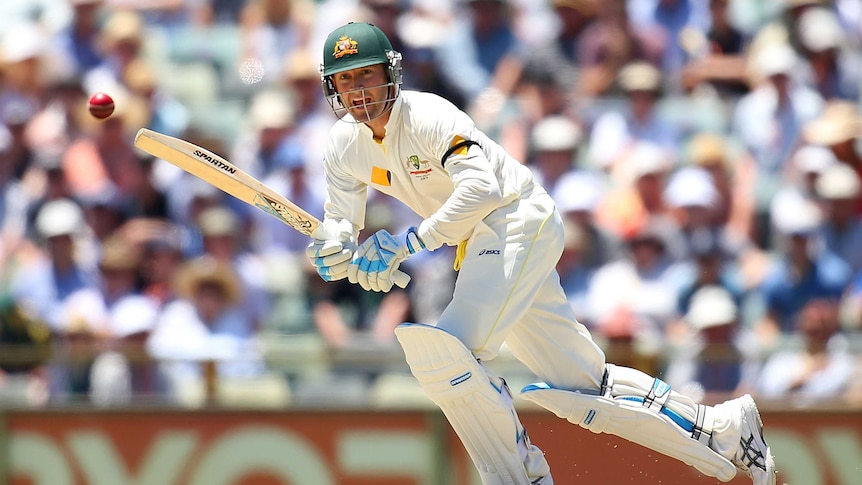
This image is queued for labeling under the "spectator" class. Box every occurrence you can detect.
[704,0,745,56]
[596,142,686,258]
[665,285,748,397]
[122,59,190,139]
[56,236,159,402]
[62,92,151,203]
[732,41,823,177]
[552,170,619,270]
[278,49,334,193]
[586,220,689,368]
[83,9,147,94]
[686,132,756,236]
[79,187,130,246]
[10,199,96,329]
[549,0,597,65]
[802,100,862,208]
[392,1,465,104]
[527,115,582,193]
[556,218,596,326]
[0,294,52,406]
[675,228,744,319]
[626,0,711,84]
[0,100,39,184]
[758,196,851,341]
[51,0,106,78]
[253,147,326,256]
[436,0,522,106]
[796,6,861,101]
[132,221,186,307]
[237,0,313,87]
[756,299,854,403]
[492,61,578,162]
[678,0,750,95]
[790,144,838,201]
[588,61,680,170]
[814,162,862,273]
[666,164,755,260]
[0,23,46,115]
[231,89,296,179]
[23,154,80,242]
[576,0,646,96]
[148,255,265,404]
[196,205,270,331]
[307,201,412,350]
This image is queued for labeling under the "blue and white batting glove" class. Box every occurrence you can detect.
[306,219,356,282]
[349,227,424,292]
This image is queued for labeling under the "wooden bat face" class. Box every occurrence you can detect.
[134,128,319,236]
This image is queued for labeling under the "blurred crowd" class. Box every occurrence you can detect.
[1,0,862,410]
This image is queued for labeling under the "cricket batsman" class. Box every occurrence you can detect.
[306,21,776,485]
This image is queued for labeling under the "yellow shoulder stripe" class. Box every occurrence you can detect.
[450,135,471,157]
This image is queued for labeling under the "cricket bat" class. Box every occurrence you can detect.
[134,128,410,288]
[135,128,319,236]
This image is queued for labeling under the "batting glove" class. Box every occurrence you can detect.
[306,219,356,282]
[349,227,424,292]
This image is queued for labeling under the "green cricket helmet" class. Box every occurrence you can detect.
[320,22,403,121]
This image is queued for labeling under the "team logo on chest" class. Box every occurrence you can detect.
[407,155,432,180]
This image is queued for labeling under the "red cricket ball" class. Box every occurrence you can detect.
[88,92,115,119]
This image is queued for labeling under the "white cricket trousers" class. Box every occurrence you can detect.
[436,187,607,390]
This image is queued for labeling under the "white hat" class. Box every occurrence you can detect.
[618,61,662,92]
[757,42,797,77]
[664,167,718,208]
[552,171,605,213]
[35,199,84,239]
[1,23,45,63]
[794,145,837,173]
[816,163,861,199]
[770,189,822,234]
[798,7,844,52]
[110,297,158,338]
[685,286,738,329]
[532,116,582,152]
[249,90,294,131]
[628,142,671,177]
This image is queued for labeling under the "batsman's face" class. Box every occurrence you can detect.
[333,64,391,122]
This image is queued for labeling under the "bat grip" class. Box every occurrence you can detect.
[393,270,411,289]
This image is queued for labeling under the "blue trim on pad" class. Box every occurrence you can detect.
[620,396,694,432]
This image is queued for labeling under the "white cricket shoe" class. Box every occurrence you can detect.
[731,395,776,485]
[530,477,552,485]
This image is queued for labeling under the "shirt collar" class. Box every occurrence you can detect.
[356,95,404,140]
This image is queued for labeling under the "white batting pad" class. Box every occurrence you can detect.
[521,365,737,482]
[395,323,551,485]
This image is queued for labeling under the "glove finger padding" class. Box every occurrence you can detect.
[350,229,410,292]
[312,247,353,282]
[319,259,350,281]
[312,247,352,268]
[306,239,344,259]
[354,242,378,291]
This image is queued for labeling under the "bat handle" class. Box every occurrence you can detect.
[393,270,411,289]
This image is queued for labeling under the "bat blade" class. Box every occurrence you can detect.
[133,128,410,289]
[134,128,319,236]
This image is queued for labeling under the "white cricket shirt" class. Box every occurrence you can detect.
[323,90,537,250]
